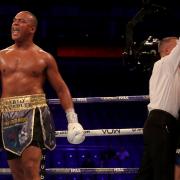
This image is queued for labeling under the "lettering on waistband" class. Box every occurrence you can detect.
[0,94,47,112]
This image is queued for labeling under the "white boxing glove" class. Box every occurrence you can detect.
[66,108,85,144]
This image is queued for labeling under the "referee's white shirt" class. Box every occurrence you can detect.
[148,40,180,119]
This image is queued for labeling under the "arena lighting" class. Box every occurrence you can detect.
[135,35,159,58]
[122,35,159,72]
[144,36,159,46]
[124,1,166,71]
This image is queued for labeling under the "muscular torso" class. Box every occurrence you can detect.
[0,44,48,97]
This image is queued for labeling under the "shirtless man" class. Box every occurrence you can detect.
[0,11,85,180]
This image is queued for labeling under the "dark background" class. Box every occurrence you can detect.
[0,0,178,98]
[0,0,179,179]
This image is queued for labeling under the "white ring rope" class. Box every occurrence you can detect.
[0,169,10,175]
[0,168,139,175]
[48,95,149,104]
[46,168,139,174]
[55,128,143,137]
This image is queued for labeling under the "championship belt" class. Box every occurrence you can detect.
[0,94,56,155]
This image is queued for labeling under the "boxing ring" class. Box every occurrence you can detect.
[0,95,149,179]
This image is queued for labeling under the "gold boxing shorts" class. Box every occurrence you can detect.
[0,94,56,155]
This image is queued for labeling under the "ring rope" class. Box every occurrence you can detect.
[48,95,149,104]
[0,168,139,175]
[46,168,139,174]
[55,128,143,137]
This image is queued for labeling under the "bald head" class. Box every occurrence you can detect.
[158,37,178,57]
[15,11,38,28]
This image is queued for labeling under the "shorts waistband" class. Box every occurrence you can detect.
[0,94,47,112]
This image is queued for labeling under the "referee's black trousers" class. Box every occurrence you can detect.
[135,109,177,180]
